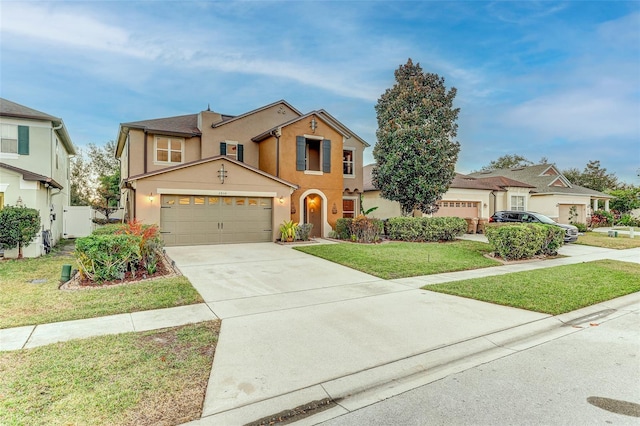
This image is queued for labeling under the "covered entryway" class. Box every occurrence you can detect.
[303,194,323,238]
[160,195,273,246]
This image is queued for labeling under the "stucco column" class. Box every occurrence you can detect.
[604,199,609,211]
[593,199,598,212]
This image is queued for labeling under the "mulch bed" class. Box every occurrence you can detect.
[59,252,180,291]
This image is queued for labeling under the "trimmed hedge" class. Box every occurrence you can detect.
[335,216,384,243]
[485,223,564,260]
[92,224,127,235]
[386,217,466,242]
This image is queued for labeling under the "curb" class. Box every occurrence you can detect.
[187,292,640,426]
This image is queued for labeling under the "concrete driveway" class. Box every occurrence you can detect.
[166,242,551,421]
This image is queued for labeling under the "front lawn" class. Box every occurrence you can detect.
[0,321,219,426]
[295,240,499,279]
[0,247,203,329]
[576,232,640,249]
[426,260,640,315]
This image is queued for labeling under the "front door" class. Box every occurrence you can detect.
[304,194,322,238]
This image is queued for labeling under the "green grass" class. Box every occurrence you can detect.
[576,232,640,249]
[0,246,203,329]
[426,260,640,315]
[295,240,500,279]
[0,321,219,426]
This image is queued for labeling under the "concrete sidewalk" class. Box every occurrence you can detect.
[1,240,638,426]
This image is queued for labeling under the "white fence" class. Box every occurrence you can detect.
[63,206,124,238]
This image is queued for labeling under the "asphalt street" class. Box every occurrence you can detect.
[319,309,640,426]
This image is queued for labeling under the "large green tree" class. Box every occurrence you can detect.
[70,141,119,206]
[478,155,550,171]
[373,59,460,215]
[563,160,618,192]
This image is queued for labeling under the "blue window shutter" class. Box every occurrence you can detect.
[220,142,227,155]
[322,139,331,173]
[296,136,305,171]
[237,144,244,162]
[18,126,29,155]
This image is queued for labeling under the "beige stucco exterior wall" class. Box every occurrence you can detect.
[127,158,293,241]
[528,194,591,223]
[200,103,300,168]
[434,188,493,219]
[362,190,402,219]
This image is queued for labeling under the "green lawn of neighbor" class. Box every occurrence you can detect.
[426,260,640,315]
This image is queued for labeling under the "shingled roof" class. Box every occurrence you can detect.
[0,98,60,121]
[0,162,63,189]
[121,114,202,136]
[469,164,612,197]
[0,98,76,155]
[363,164,533,192]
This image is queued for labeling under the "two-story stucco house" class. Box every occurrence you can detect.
[0,98,76,258]
[115,100,368,246]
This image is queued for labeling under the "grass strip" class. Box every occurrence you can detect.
[295,240,499,279]
[0,253,203,329]
[0,321,219,426]
[425,260,640,315]
[575,232,640,249]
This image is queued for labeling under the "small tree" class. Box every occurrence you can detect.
[373,59,460,215]
[92,170,121,223]
[0,205,41,258]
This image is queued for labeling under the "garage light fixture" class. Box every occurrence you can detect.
[148,193,154,203]
[279,196,284,204]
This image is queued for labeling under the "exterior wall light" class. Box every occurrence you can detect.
[279,196,285,204]
[149,193,154,203]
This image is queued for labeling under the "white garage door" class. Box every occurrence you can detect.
[160,195,273,246]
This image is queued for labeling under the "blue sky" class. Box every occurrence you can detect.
[2,1,639,183]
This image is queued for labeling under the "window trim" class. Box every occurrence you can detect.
[154,136,185,165]
[510,195,526,211]
[342,196,358,218]
[0,123,18,154]
[343,147,356,178]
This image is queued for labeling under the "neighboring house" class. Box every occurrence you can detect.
[115,100,368,246]
[469,164,612,224]
[363,164,535,220]
[0,98,76,258]
[363,163,612,225]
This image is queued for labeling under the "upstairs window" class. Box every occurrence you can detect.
[296,136,331,173]
[343,148,355,177]
[0,124,29,155]
[155,137,184,164]
[220,141,244,162]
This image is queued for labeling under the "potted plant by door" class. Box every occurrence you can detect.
[279,220,298,242]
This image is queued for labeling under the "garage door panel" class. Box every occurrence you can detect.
[161,194,273,246]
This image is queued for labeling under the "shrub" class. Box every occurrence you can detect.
[573,222,588,233]
[116,220,163,275]
[0,205,41,258]
[589,210,613,227]
[335,218,351,240]
[334,216,384,243]
[615,214,640,227]
[75,234,142,283]
[295,223,313,241]
[485,223,564,260]
[386,217,466,242]
[92,223,127,235]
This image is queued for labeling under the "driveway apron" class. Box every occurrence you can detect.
[166,243,549,419]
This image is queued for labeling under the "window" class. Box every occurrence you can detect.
[296,136,331,173]
[511,196,525,211]
[343,198,356,218]
[155,137,184,164]
[220,141,244,162]
[343,148,355,177]
[1,124,18,153]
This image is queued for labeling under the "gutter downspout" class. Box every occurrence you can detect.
[272,127,282,177]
